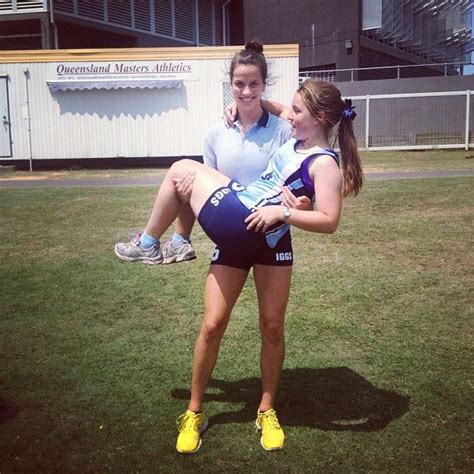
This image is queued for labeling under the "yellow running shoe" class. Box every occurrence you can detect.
[255,408,285,451]
[176,409,209,454]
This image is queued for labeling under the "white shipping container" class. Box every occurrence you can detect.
[0,45,299,164]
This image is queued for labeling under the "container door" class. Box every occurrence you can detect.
[0,77,12,158]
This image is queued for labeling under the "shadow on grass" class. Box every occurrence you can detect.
[171,367,409,432]
[0,399,18,424]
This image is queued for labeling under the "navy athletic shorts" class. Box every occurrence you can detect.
[197,183,293,270]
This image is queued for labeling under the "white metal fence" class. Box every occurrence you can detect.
[345,90,473,151]
[299,62,473,83]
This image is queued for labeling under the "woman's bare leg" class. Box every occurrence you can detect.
[174,204,196,238]
[253,264,292,412]
[143,159,230,240]
[188,265,249,412]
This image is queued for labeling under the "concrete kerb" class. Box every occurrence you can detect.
[0,169,473,188]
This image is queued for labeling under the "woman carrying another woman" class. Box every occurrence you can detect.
[115,76,363,453]
[116,42,304,452]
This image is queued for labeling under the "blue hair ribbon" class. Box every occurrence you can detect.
[342,98,357,121]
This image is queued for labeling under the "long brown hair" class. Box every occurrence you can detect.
[297,79,363,197]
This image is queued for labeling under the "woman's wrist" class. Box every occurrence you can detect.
[281,205,291,222]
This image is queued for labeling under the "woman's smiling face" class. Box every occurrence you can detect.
[231,64,265,112]
[288,92,318,143]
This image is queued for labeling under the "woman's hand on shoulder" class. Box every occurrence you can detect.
[278,108,292,123]
[223,101,237,128]
[261,99,292,122]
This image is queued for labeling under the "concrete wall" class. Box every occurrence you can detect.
[243,0,360,71]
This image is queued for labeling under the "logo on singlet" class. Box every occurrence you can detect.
[262,172,273,180]
[231,182,245,192]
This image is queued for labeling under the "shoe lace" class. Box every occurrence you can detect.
[260,409,281,430]
[176,412,198,433]
[127,233,141,247]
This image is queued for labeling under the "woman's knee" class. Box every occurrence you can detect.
[171,158,200,173]
[200,315,228,342]
[170,159,188,175]
[260,317,285,342]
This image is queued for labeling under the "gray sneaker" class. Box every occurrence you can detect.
[114,234,163,265]
[162,239,196,264]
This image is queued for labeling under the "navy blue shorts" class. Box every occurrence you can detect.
[197,183,293,270]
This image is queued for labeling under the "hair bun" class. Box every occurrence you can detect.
[245,40,264,54]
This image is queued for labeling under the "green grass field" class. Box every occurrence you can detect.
[0,153,473,472]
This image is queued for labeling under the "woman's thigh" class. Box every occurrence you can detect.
[171,159,231,216]
[253,264,292,324]
[203,264,250,327]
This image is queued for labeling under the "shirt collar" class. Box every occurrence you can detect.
[234,110,270,130]
[257,110,270,127]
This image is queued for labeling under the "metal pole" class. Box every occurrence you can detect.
[130,0,135,30]
[150,0,155,34]
[194,0,199,46]
[49,0,59,49]
[211,0,215,45]
[223,0,231,45]
[365,95,370,149]
[104,0,108,22]
[171,0,175,38]
[465,90,470,151]
[23,68,33,172]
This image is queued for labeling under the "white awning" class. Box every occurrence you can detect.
[47,78,183,92]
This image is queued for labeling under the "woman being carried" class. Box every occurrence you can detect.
[115,41,294,265]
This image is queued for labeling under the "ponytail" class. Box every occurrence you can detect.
[338,113,363,197]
